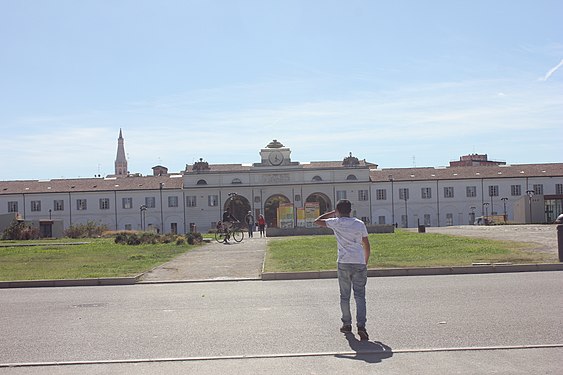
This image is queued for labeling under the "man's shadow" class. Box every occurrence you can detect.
[335,333,393,364]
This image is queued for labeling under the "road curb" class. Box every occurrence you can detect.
[261,263,563,281]
[0,276,140,289]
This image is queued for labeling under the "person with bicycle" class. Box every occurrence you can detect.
[221,208,237,243]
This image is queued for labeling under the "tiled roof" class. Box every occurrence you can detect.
[0,175,184,195]
[371,163,563,182]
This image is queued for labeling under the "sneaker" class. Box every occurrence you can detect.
[340,324,352,333]
[357,326,369,340]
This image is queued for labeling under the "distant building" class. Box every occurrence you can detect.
[0,132,562,234]
[449,153,506,167]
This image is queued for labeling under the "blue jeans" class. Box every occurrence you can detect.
[338,263,367,327]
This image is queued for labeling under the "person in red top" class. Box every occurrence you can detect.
[257,214,266,237]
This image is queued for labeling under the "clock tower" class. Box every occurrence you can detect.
[259,139,292,167]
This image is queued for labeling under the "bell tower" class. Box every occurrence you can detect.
[114,129,128,176]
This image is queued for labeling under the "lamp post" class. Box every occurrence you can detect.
[159,182,164,233]
[140,205,147,231]
[403,193,409,228]
[501,197,508,223]
[389,176,395,226]
[526,190,535,223]
[483,202,489,225]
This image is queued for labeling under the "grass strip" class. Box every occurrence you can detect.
[264,231,555,272]
[0,238,195,281]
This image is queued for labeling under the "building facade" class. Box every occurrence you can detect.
[1,133,562,236]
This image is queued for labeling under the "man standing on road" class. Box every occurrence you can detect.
[314,199,371,340]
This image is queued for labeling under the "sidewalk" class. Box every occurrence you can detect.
[139,234,268,283]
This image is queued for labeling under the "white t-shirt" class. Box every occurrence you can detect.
[325,217,369,264]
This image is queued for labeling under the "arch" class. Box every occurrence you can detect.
[264,194,291,228]
[312,175,323,182]
[305,192,332,214]
[223,194,251,222]
[196,179,207,185]
[346,174,358,180]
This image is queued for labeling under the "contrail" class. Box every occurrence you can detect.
[542,59,563,81]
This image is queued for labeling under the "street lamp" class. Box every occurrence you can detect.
[501,197,508,223]
[526,190,535,223]
[388,176,395,227]
[140,205,147,231]
[403,192,409,228]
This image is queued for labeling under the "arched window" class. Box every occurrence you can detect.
[346,174,358,180]
[312,176,323,182]
[196,179,207,185]
[232,178,242,184]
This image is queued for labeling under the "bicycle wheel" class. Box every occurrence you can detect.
[215,230,227,243]
[232,229,244,242]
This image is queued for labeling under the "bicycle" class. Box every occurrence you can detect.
[215,221,244,243]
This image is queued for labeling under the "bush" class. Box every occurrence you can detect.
[1,220,40,240]
[186,232,203,245]
[65,221,108,238]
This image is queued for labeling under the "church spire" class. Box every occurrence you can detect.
[114,128,128,176]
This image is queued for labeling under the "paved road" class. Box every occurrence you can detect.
[1,272,562,374]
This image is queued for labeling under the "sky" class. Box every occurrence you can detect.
[1,0,562,181]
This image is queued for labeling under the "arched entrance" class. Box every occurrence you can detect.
[305,192,332,214]
[264,194,290,228]
[223,194,251,222]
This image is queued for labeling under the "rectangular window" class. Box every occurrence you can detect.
[31,200,41,212]
[122,197,133,209]
[8,201,18,213]
[168,196,179,208]
[511,185,521,196]
[208,195,218,207]
[556,184,563,195]
[186,195,197,207]
[533,184,543,195]
[77,199,87,211]
[466,186,477,198]
[54,200,64,211]
[361,216,369,223]
[378,216,386,224]
[170,223,178,234]
[421,187,432,199]
[336,190,347,201]
[489,185,499,197]
[446,213,453,226]
[399,188,409,200]
[358,190,369,201]
[124,224,132,231]
[424,214,431,226]
[145,197,156,208]
[376,189,387,200]
[99,198,110,210]
[444,187,454,198]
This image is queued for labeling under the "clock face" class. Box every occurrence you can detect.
[268,150,284,166]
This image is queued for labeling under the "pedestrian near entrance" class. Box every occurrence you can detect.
[258,214,266,237]
[314,199,371,340]
[245,211,255,238]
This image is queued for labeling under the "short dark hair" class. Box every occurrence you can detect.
[336,199,352,216]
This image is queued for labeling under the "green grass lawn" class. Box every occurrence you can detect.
[264,231,556,272]
[0,238,196,281]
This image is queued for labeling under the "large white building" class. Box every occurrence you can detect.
[1,132,562,235]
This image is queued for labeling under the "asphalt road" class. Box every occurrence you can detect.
[1,272,562,374]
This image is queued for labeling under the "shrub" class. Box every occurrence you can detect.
[65,221,108,238]
[1,220,40,240]
[186,232,203,245]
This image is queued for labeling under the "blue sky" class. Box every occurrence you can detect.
[1,0,562,180]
